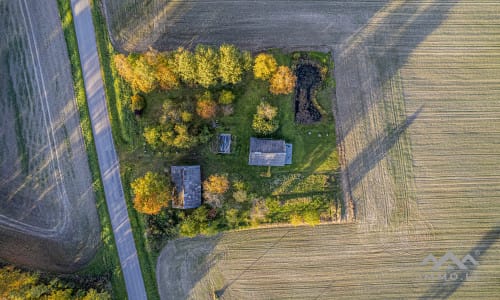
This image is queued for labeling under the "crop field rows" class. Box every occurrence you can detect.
[101,0,500,298]
[0,0,99,271]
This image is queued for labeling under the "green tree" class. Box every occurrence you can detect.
[131,172,171,215]
[241,50,253,72]
[253,53,277,80]
[174,47,197,84]
[143,126,161,149]
[219,44,243,84]
[218,90,235,105]
[195,45,220,87]
[269,66,296,95]
[180,206,209,237]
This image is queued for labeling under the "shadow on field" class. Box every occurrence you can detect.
[336,0,459,144]
[157,234,222,300]
[419,224,500,299]
[346,105,422,192]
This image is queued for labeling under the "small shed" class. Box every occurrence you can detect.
[171,165,201,209]
[218,133,232,154]
[248,137,293,166]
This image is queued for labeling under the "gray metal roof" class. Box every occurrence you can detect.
[171,165,201,209]
[248,137,292,166]
[218,134,231,154]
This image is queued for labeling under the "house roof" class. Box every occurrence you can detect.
[171,165,201,209]
[248,137,292,166]
[218,133,231,154]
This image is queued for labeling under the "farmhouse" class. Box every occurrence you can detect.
[248,137,292,166]
[171,165,202,209]
[218,133,232,154]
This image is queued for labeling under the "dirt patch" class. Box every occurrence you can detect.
[0,0,99,272]
[294,64,322,124]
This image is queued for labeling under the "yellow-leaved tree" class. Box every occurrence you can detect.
[253,53,277,80]
[269,66,297,95]
[131,172,171,214]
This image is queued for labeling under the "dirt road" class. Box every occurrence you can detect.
[0,0,100,272]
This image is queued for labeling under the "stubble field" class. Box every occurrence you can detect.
[0,0,100,272]
[102,0,500,298]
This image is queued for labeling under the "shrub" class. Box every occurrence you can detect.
[130,94,145,112]
[252,102,279,135]
[269,66,297,95]
[233,190,248,203]
[203,174,230,194]
[196,92,218,119]
[218,90,235,105]
[303,210,320,226]
[253,53,277,80]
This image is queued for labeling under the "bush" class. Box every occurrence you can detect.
[130,94,145,112]
[218,90,235,105]
[269,66,296,95]
[253,53,277,80]
[303,210,320,226]
[196,92,218,119]
[203,174,230,194]
[252,102,279,135]
[179,206,209,237]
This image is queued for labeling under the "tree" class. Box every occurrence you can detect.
[131,172,171,215]
[195,45,219,87]
[179,206,209,237]
[252,102,279,135]
[219,44,243,84]
[173,47,197,84]
[196,92,218,119]
[143,126,161,149]
[253,53,277,80]
[269,66,296,95]
[130,55,157,93]
[241,50,253,72]
[155,61,179,90]
[218,90,235,105]
[203,174,230,194]
[113,54,135,84]
[131,94,145,113]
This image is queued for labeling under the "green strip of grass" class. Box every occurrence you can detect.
[56,1,126,299]
[89,1,160,299]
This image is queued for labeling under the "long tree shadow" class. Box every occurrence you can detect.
[346,105,422,194]
[335,0,459,144]
[419,224,500,299]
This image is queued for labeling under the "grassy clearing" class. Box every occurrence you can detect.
[56,1,126,298]
[90,1,160,299]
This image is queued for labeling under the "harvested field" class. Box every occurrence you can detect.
[102,0,500,298]
[0,0,99,272]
